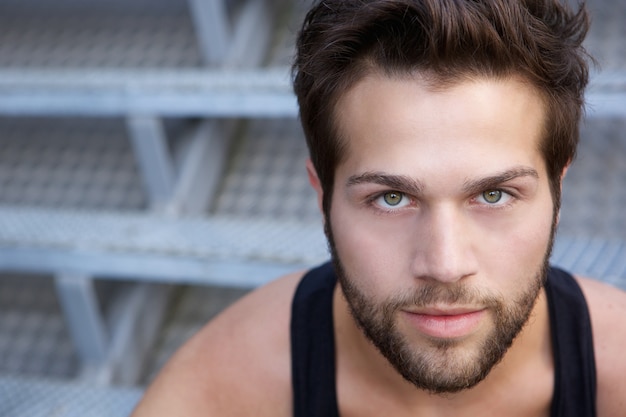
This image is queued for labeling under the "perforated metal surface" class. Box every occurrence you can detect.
[212,118,321,222]
[0,0,201,69]
[0,274,79,379]
[0,205,320,259]
[0,207,328,284]
[0,0,189,15]
[560,117,626,239]
[552,237,626,290]
[0,375,142,417]
[585,0,626,71]
[0,118,147,210]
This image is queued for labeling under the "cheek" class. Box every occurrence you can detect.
[478,202,554,289]
[329,199,415,296]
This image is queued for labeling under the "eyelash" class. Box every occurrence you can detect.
[366,188,518,213]
[366,191,414,214]
[471,189,516,209]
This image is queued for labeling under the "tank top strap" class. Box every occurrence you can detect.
[545,266,597,417]
[291,263,597,417]
[291,261,340,417]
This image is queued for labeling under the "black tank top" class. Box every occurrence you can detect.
[291,262,597,417]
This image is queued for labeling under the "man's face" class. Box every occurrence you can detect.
[318,73,556,393]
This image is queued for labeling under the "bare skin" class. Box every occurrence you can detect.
[131,75,626,417]
[130,273,298,417]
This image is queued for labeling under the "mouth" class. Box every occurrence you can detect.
[401,308,486,340]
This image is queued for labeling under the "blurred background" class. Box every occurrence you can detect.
[0,0,623,415]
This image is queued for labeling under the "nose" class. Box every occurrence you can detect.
[411,205,477,284]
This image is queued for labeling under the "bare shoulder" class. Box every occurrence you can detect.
[575,276,626,416]
[131,270,305,417]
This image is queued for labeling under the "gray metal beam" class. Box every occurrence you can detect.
[54,274,109,368]
[127,116,176,208]
[225,0,273,68]
[187,0,231,65]
[585,70,626,118]
[585,92,626,119]
[0,68,297,117]
[4,247,314,289]
[107,283,171,385]
[165,120,234,215]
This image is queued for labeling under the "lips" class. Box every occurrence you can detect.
[402,308,486,340]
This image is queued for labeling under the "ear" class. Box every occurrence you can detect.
[306,159,324,215]
[555,162,571,225]
[560,162,570,182]
[559,162,570,198]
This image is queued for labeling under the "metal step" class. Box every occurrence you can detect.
[560,117,626,239]
[0,0,201,69]
[0,115,310,287]
[0,117,147,210]
[0,374,142,417]
[211,118,321,221]
[0,68,296,117]
[0,0,291,117]
[0,273,79,379]
[585,0,626,73]
[0,206,327,287]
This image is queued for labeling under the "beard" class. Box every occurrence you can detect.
[325,218,555,394]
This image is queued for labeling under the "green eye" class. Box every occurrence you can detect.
[383,192,403,206]
[482,190,502,204]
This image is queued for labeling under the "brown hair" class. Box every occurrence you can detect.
[292,0,591,216]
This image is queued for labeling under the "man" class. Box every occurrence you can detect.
[131,1,626,416]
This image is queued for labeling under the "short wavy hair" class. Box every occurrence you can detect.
[292,0,591,215]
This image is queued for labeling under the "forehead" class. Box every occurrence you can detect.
[333,73,547,184]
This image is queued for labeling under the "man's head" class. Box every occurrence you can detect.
[293,0,590,218]
[293,0,591,394]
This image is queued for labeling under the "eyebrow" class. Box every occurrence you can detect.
[346,167,539,195]
[347,172,423,195]
[462,167,539,195]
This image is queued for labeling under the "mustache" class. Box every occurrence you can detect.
[381,283,502,314]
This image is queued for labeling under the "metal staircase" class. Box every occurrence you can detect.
[0,0,624,416]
